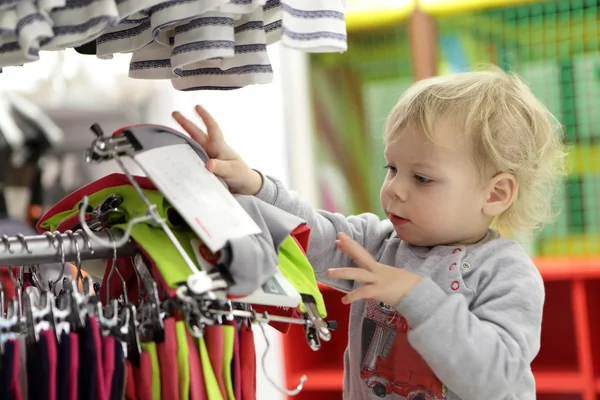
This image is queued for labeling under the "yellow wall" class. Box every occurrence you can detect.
[346,0,544,31]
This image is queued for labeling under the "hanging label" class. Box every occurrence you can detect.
[134,143,262,252]
[227,271,301,308]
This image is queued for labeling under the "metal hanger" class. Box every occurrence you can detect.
[78,195,154,249]
[132,253,165,342]
[97,231,125,336]
[48,231,67,295]
[256,311,307,396]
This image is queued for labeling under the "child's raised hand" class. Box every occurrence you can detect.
[172,105,263,195]
[327,232,422,306]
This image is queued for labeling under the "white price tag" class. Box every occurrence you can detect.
[134,144,262,252]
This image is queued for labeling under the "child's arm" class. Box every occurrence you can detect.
[396,250,543,399]
[256,174,394,292]
[173,106,394,292]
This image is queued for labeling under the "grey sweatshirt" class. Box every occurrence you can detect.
[255,175,544,400]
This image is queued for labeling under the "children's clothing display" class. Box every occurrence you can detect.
[0,0,347,90]
[0,123,334,399]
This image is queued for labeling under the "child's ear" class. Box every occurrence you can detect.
[482,172,517,218]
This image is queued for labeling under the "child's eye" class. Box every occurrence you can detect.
[414,174,432,184]
[384,164,397,173]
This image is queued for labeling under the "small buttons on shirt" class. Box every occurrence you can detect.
[461,262,471,270]
[450,281,460,291]
[452,248,462,254]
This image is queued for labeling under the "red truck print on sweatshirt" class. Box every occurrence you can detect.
[361,301,447,399]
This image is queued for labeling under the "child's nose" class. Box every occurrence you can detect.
[386,178,407,201]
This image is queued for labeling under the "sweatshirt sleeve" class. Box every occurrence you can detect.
[395,250,544,400]
[255,174,394,292]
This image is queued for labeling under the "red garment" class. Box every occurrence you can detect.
[69,332,79,400]
[157,318,179,400]
[134,352,152,400]
[88,317,108,400]
[125,360,137,400]
[42,330,58,400]
[185,331,207,400]
[231,321,241,400]
[102,336,116,399]
[239,325,256,400]
[204,325,226,399]
[10,338,21,400]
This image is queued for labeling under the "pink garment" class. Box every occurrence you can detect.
[42,330,58,400]
[69,332,79,400]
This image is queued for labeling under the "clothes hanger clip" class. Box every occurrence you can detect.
[117,303,142,365]
[80,276,100,320]
[78,195,153,249]
[0,280,19,351]
[52,288,72,341]
[97,299,119,336]
[132,254,165,341]
[85,123,134,163]
[300,294,331,344]
[24,290,54,344]
[60,276,86,330]
[176,285,206,338]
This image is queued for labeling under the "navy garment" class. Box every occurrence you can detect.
[110,341,125,400]
[28,333,50,400]
[57,332,71,400]
[78,317,96,400]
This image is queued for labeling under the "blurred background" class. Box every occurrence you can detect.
[0,0,598,399]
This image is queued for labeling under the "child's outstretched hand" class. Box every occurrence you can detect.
[327,232,422,306]
[172,105,263,195]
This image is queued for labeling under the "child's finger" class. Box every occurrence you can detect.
[195,105,224,143]
[342,285,376,304]
[326,268,375,283]
[172,111,208,147]
[336,232,378,271]
[206,159,240,180]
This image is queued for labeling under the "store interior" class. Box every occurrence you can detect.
[0,0,598,399]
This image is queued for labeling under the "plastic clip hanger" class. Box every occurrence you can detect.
[24,290,53,344]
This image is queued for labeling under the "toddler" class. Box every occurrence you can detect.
[173,66,565,400]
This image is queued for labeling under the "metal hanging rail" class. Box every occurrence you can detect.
[0,230,137,265]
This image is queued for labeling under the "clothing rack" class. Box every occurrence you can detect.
[0,230,137,265]
[0,123,338,399]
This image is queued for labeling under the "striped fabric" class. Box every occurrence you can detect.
[0,0,347,90]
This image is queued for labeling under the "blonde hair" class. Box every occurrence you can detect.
[384,66,566,234]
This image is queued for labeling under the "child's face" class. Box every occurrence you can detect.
[380,125,492,246]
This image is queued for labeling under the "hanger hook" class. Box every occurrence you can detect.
[16,234,32,254]
[257,312,307,396]
[78,196,152,248]
[65,230,82,282]
[79,228,94,255]
[105,230,129,305]
[52,232,67,289]
[1,235,13,254]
